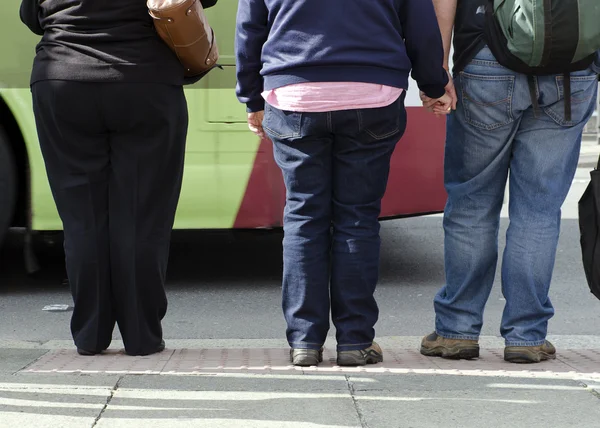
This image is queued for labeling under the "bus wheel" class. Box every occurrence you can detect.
[0,129,17,249]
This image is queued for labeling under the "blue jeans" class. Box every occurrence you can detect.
[265,96,406,351]
[435,47,598,346]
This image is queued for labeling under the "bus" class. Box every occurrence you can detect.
[0,2,447,254]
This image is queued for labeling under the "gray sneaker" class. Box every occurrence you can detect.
[337,342,383,366]
[290,348,323,366]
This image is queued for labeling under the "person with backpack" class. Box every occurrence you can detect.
[420,0,600,363]
[236,0,453,366]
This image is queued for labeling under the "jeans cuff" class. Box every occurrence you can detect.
[505,339,546,347]
[337,341,373,351]
[289,341,323,350]
[436,330,479,341]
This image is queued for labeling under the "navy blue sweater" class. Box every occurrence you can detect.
[235,0,449,112]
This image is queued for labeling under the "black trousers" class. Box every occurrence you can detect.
[32,81,188,355]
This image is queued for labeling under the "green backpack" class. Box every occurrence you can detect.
[484,0,600,120]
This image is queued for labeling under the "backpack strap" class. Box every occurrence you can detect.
[527,75,541,118]
[563,72,572,122]
[528,73,573,122]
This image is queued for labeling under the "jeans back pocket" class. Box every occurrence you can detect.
[544,72,598,127]
[263,103,303,139]
[460,72,516,131]
[356,98,405,141]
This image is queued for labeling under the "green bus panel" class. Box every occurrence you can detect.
[0,1,262,231]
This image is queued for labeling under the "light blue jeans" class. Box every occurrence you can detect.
[435,47,598,346]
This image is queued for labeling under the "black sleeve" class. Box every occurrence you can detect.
[593,51,600,78]
[201,0,218,9]
[20,0,44,35]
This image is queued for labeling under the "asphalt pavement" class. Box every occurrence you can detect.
[0,139,599,427]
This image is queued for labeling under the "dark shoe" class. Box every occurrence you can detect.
[337,342,383,366]
[125,340,166,357]
[504,340,556,364]
[77,348,100,356]
[420,332,480,359]
[290,348,323,366]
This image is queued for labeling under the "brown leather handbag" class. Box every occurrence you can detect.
[147,0,219,78]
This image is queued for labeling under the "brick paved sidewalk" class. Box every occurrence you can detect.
[23,347,600,381]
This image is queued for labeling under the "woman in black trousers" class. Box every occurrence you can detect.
[20,0,216,356]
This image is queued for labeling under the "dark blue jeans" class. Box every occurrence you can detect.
[264,95,407,351]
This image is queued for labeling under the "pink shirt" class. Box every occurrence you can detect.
[262,82,403,113]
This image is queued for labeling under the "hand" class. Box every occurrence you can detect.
[420,69,458,116]
[247,111,265,138]
[433,94,454,115]
[421,92,454,116]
